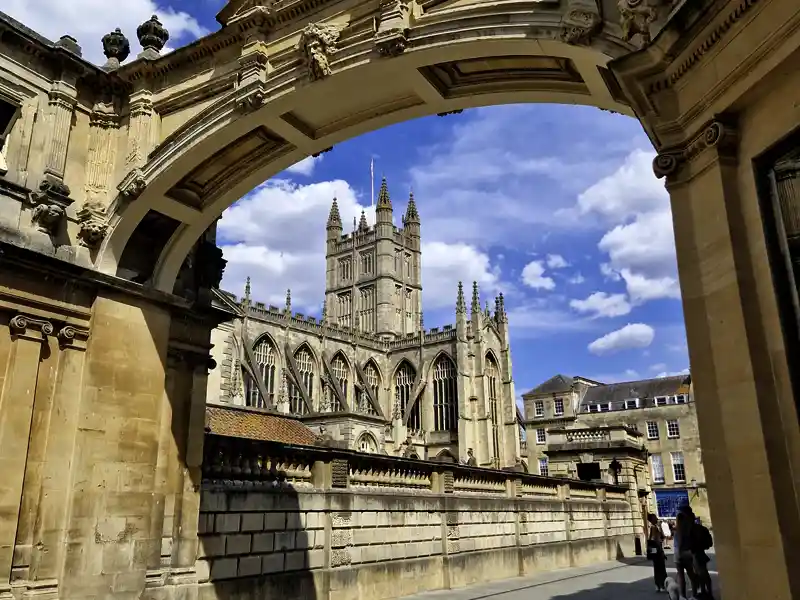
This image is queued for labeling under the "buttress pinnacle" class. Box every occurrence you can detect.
[284,289,292,314]
[456,281,466,314]
[358,209,369,231]
[471,281,480,314]
[405,190,420,224]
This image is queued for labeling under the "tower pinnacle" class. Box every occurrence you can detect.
[471,281,480,314]
[285,289,292,315]
[326,197,342,229]
[404,190,420,224]
[376,177,392,209]
[358,209,369,231]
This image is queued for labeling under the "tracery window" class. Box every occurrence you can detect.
[357,362,380,415]
[486,355,501,465]
[324,353,348,412]
[432,355,458,431]
[357,433,378,454]
[246,337,277,408]
[288,346,314,415]
[394,362,420,431]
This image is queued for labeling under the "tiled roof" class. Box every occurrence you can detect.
[581,374,691,407]
[523,374,574,396]
[205,405,319,446]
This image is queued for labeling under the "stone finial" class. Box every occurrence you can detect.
[471,281,480,314]
[498,292,506,321]
[404,190,419,224]
[358,209,369,232]
[101,28,130,70]
[484,300,491,318]
[456,281,466,314]
[285,289,292,314]
[321,298,327,323]
[376,177,392,210]
[137,15,169,59]
[327,197,342,229]
[495,295,502,319]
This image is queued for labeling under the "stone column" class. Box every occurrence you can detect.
[42,81,77,181]
[20,325,90,600]
[0,315,52,599]
[772,156,800,294]
[654,118,800,600]
[59,294,171,599]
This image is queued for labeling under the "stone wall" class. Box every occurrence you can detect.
[197,435,639,600]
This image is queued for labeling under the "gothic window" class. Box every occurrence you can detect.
[326,353,348,412]
[395,249,402,273]
[486,354,501,465]
[337,292,351,328]
[358,286,375,332]
[246,336,277,408]
[358,361,380,415]
[360,251,374,276]
[394,362,420,431]
[432,355,458,432]
[357,432,378,454]
[288,346,314,415]
[339,258,352,282]
[404,253,411,277]
[405,289,413,332]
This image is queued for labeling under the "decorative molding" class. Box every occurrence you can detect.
[652,118,738,180]
[29,174,73,236]
[617,0,667,45]
[76,199,109,249]
[117,168,147,198]
[297,22,341,81]
[57,324,90,349]
[560,0,603,45]
[9,314,54,340]
[375,0,412,57]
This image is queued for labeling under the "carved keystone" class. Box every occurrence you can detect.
[297,23,341,81]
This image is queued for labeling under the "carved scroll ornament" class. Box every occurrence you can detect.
[117,168,147,198]
[652,119,738,180]
[9,314,54,338]
[297,23,341,81]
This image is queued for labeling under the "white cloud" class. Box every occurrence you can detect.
[546,254,569,269]
[505,303,595,339]
[575,149,680,304]
[285,155,322,177]
[521,261,555,290]
[655,368,690,378]
[570,292,631,319]
[588,323,655,355]
[5,0,207,65]
[587,369,640,384]
[218,179,500,316]
[568,273,586,285]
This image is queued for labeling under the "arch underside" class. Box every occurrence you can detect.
[99,7,637,292]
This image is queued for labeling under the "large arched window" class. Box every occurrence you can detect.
[357,361,380,415]
[356,432,378,454]
[432,354,458,431]
[486,354,501,466]
[324,353,348,412]
[395,362,421,432]
[246,337,277,408]
[288,346,314,415]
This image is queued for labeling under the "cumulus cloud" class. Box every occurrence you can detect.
[285,155,322,177]
[588,323,655,355]
[521,261,555,291]
[5,0,208,65]
[218,179,501,316]
[546,254,569,269]
[573,149,680,304]
[570,292,632,319]
[568,273,586,285]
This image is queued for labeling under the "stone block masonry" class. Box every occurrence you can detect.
[197,434,639,600]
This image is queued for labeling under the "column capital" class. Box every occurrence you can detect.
[9,314,54,342]
[652,116,739,183]
[56,324,90,350]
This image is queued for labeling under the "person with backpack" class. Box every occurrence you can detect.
[679,505,715,599]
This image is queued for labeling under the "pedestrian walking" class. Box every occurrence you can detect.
[647,513,668,592]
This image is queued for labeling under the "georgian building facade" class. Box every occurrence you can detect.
[207,180,522,467]
[521,374,711,525]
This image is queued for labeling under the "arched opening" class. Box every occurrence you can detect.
[289,344,315,416]
[356,432,379,454]
[432,354,458,432]
[485,353,501,467]
[394,361,420,432]
[323,351,350,412]
[245,335,278,408]
[357,360,381,416]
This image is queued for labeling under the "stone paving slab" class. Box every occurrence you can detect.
[399,553,721,600]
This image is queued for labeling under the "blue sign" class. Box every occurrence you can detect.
[655,489,690,519]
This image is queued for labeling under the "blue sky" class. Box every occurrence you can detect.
[10,0,689,395]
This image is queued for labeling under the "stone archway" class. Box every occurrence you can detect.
[94,0,655,290]
[1,1,799,600]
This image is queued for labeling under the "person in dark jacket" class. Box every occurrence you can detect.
[674,511,698,598]
[647,513,668,591]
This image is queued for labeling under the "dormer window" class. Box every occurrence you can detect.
[675,394,687,404]
[655,396,668,406]
[624,398,640,410]
[599,403,611,412]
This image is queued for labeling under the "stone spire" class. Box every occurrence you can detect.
[358,209,369,231]
[376,177,392,210]
[327,197,342,229]
[484,300,491,318]
[471,281,480,314]
[456,281,467,314]
[494,295,501,320]
[284,289,292,315]
[242,276,251,308]
[498,293,507,322]
[321,298,327,323]
[404,190,420,224]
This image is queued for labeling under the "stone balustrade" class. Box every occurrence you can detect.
[198,434,640,600]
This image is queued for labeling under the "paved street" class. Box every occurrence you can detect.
[400,552,720,600]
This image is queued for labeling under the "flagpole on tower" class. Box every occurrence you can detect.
[370,157,375,210]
